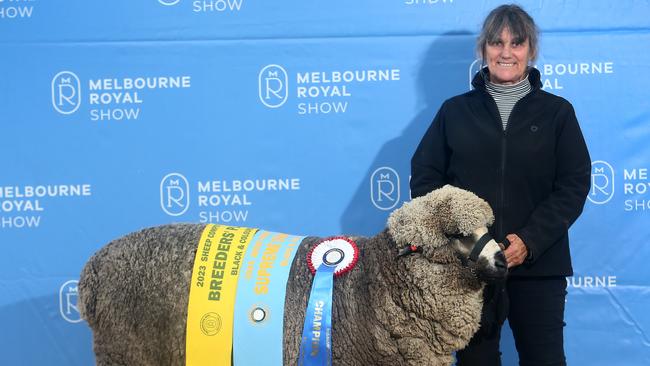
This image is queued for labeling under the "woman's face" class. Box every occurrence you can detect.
[484,27,531,85]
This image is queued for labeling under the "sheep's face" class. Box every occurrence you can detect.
[448,226,507,282]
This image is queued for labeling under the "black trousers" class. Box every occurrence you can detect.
[456,277,568,366]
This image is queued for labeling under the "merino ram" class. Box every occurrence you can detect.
[78,185,507,366]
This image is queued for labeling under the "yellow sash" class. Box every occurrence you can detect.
[186,224,257,365]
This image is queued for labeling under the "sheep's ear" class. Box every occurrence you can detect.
[388,188,450,250]
[444,185,494,235]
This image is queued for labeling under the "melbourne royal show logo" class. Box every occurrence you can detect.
[52,71,81,115]
[258,63,401,116]
[158,0,243,12]
[405,0,455,6]
[0,0,35,19]
[160,173,191,216]
[259,64,289,108]
[160,172,302,223]
[370,167,401,211]
[468,59,482,90]
[1,183,92,230]
[468,59,614,91]
[51,71,192,121]
[59,280,82,323]
[589,160,614,205]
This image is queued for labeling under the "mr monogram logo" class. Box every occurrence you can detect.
[59,280,82,323]
[259,64,289,109]
[468,59,482,90]
[370,166,401,211]
[160,173,191,216]
[588,160,615,205]
[51,71,81,115]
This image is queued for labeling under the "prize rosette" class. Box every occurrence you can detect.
[307,237,359,277]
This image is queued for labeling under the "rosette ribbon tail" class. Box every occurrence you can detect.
[298,263,335,366]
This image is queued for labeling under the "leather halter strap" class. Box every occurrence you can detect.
[469,232,493,262]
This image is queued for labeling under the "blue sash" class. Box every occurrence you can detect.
[233,231,304,365]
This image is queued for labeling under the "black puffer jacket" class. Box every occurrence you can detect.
[411,67,591,277]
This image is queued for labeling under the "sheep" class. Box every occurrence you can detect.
[78,185,507,366]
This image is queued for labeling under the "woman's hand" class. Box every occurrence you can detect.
[504,233,528,268]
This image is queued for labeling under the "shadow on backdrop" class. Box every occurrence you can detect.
[340,30,475,236]
[339,30,518,365]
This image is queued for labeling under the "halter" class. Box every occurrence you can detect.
[396,244,422,258]
[468,232,494,263]
[396,232,494,266]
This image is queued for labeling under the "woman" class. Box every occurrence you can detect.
[410,4,591,366]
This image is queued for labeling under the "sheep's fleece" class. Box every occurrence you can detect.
[79,185,495,366]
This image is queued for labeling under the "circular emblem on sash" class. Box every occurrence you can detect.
[252,307,267,322]
[307,237,359,277]
[248,304,271,325]
[200,312,222,336]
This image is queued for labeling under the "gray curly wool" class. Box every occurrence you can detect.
[388,185,495,257]
[79,185,495,366]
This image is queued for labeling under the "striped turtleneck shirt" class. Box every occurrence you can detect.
[485,75,532,130]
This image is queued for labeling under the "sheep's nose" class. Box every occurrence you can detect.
[494,251,507,270]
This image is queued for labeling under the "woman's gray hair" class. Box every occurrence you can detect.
[476,4,539,62]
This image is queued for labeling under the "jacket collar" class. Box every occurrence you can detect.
[471,66,542,91]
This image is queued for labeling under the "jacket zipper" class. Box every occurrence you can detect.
[484,92,508,241]
[495,91,534,242]
[499,129,507,241]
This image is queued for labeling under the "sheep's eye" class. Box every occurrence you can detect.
[449,233,465,240]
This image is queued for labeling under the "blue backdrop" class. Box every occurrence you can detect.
[1,1,649,365]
